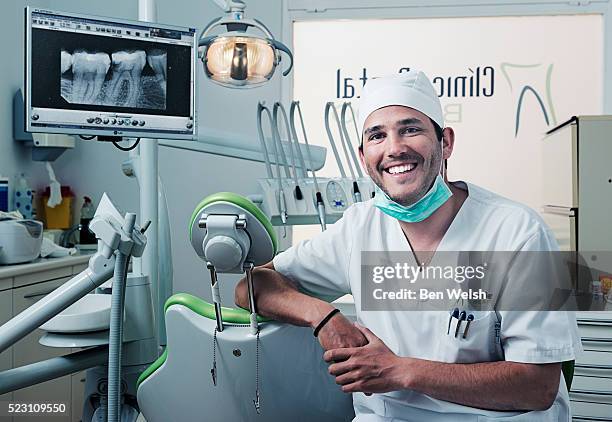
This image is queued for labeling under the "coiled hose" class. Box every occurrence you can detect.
[108,213,136,422]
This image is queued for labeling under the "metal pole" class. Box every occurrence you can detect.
[0,255,114,354]
[244,263,258,335]
[0,347,108,395]
[208,264,224,332]
[137,0,163,348]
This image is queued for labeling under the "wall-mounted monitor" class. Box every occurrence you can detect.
[25,7,197,140]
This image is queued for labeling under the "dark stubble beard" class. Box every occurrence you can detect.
[366,144,443,206]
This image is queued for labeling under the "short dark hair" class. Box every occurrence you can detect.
[359,117,444,151]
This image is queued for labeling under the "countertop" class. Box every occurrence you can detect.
[0,252,93,279]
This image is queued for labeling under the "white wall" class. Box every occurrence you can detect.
[0,0,52,210]
[280,0,612,250]
[2,0,286,301]
[282,0,612,109]
[290,15,603,213]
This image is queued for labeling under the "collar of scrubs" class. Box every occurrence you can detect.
[389,180,472,255]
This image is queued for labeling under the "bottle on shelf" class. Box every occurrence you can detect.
[14,173,34,219]
[79,196,97,244]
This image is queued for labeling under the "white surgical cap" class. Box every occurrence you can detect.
[358,70,444,142]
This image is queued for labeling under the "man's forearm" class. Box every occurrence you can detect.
[236,266,369,351]
[400,358,561,411]
[235,266,333,328]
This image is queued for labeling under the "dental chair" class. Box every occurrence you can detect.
[137,193,354,422]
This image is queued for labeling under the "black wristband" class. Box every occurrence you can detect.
[313,308,340,337]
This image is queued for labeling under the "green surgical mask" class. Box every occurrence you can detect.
[374,174,452,223]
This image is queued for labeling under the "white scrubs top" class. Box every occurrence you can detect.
[273,182,582,422]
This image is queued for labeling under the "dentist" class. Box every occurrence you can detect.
[236,70,581,421]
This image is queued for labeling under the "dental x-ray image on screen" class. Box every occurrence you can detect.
[27,7,196,140]
[60,48,167,109]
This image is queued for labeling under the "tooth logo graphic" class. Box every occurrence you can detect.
[500,63,558,137]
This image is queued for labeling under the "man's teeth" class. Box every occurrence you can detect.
[387,164,416,174]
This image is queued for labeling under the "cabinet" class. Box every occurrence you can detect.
[12,277,75,422]
[541,117,612,419]
[0,255,92,422]
[71,372,86,422]
[542,116,612,251]
[0,287,14,420]
[572,314,612,420]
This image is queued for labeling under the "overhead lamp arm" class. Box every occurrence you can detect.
[212,0,245,13]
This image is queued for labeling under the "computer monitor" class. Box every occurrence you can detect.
[25,7,197,140]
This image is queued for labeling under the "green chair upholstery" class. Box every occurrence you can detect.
[137,293,271,387]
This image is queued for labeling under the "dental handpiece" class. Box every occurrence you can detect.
[326,102,363,203]
[274,102,303,201]
[316,192,327,231]
[290,101,327,232]
[353,181,362,203]
[260,102,288,232]
[279,190,287,225]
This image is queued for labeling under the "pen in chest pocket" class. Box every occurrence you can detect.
[448,308,459,334]
[462,314,475,339]
[454,311,467,338]
[447,309,479,339]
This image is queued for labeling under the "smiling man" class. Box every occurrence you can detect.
[236,70,581,421]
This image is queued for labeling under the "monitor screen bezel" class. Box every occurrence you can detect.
[24,6,198,140]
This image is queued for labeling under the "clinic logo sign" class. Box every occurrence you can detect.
[335,66,495,99]
[500,63,558,137]
[334,64,557,137]
[334,66,496,126]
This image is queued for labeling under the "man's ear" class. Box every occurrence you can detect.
[442,127,455,160]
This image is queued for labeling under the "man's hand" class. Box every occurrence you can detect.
[326,324,562,411]
[316,313,368,351]
[324,323,407,394]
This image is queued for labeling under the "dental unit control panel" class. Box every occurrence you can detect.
[25,8,197,140]
[257,177,374,226]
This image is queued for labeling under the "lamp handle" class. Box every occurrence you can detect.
[270,39,294,76]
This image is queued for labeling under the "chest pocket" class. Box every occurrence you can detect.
[434,310,503,363]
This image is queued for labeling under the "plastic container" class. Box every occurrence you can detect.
[600,274,612,297]
[592,280,604,302]
[0,177,8,212]
[14,174,34,219]
[42,186,74,229]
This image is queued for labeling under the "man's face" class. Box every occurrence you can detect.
[359,106,443,206]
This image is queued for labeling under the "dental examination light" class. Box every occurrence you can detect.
[198,0,293,88]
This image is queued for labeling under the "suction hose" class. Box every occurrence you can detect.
[108,213,136,422]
